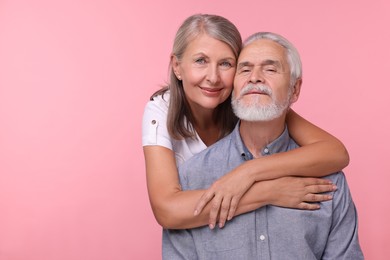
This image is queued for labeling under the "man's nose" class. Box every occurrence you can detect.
[249,68,264,84]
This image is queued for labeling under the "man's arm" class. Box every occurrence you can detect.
[163,229,197,260]
[321,172,364,259]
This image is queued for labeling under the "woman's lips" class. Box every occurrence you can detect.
[200,87,223,92]
[200,87,224,96]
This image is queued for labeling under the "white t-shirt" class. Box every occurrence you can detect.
[142,92,207,166]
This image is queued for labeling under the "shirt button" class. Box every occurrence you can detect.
[264,148,269,154]
[151,120,156,125]
[259,235,266,241]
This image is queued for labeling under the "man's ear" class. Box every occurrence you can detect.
[290,78,302,104]
[171,55,181,80]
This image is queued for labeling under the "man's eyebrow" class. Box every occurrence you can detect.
[237,61,253,69]
[238,59,282,69]
[262,59,282,67]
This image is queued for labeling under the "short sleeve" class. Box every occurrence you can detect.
[142,94,173,150]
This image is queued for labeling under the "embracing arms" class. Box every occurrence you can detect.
[143,96,347,229]
[144,145,334,229]
[194,109,349,227]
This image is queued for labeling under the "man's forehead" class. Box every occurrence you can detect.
[238,39,286,63]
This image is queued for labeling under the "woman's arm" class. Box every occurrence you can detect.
[243,109,349,182]
[144,145,335,229]
[144,145,209,229]
[284,109,349,175]
[194,109,349,227]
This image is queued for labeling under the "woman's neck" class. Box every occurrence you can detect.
[192,108,220,147]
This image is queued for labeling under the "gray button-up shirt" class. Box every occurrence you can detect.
[163,123,363,260]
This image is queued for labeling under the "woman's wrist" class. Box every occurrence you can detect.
[237,160,259,183]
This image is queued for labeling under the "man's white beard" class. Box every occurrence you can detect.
[232,84,291,122]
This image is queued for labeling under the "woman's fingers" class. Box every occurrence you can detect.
[194,191,214,216]
[204,177,336,229]
[297,202,321,210]
[303,178,337,195]
[270,177,337,210]
[208,195,222,229]
[227,196,240,221]
[304,193,333,202]
[307,183,337,194]
[214,195,242,228]
[217,196,232,228]
[303,177,333,185]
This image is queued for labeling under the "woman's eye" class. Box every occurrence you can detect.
[220,61,232,68]
[195,58,206,64]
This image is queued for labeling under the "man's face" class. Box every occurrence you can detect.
[232,39,299,121]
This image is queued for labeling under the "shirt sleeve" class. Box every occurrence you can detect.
[163,229,198,260]
[322,172,364,259]
[142,96,173,150]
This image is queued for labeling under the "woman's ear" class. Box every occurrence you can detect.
[171,55,182,80]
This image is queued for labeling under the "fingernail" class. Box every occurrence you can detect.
[209,224,214,229]
[227,215,232,221]
[332,185,337,190]
[219,223,224,228]
[194,210,198,216]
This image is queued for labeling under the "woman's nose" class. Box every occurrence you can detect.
[206,65,220,85]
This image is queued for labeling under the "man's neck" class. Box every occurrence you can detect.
[239,116,286,158]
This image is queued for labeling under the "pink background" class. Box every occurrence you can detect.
[0,0,389,259]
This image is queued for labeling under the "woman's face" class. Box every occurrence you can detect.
[173,34,236,113]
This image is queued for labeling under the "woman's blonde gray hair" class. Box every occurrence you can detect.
[151,14,242,140]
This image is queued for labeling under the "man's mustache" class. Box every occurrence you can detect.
[239,84,272,97]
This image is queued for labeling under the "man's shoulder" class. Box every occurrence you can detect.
[324,171,347,184]
[320,171,354,208]
[179,132,235,170]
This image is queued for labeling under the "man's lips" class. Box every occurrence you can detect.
[244,90,268,95]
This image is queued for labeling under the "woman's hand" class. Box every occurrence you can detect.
[196,175,336,229]
[194,169,256,229]
[264,176,336,209]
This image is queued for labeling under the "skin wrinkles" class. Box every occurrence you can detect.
[173,34,236,113]
[234,39,292,109]
[237,59,284,72]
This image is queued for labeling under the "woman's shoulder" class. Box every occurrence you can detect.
[143,90,171,126]
[146,91,170,111]
[142,91,172,148]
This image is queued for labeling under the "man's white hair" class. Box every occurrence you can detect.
[243,32,302,87]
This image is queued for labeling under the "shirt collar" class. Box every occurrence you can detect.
[231,121,291,161]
